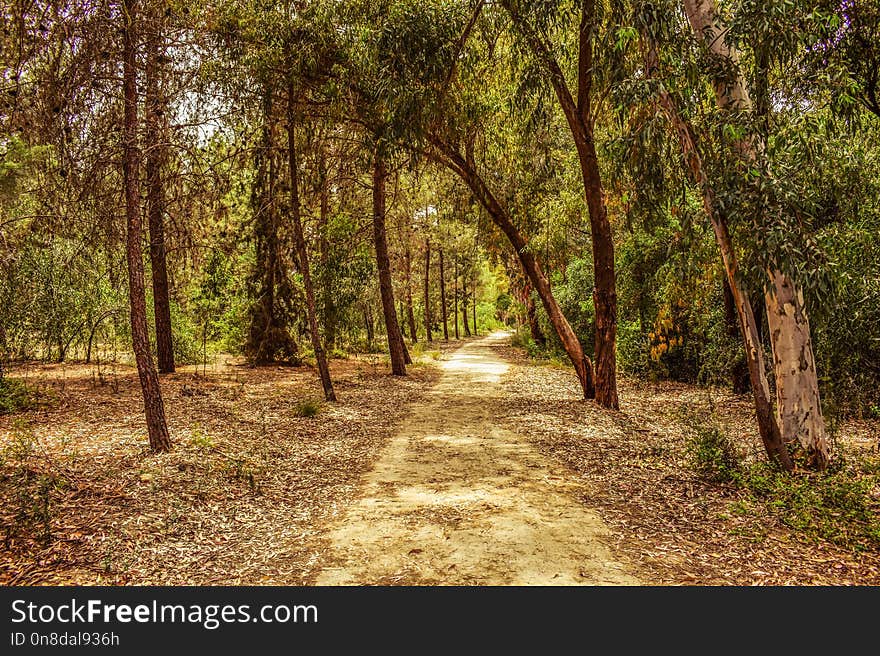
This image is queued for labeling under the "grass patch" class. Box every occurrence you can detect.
[293,398,322,418]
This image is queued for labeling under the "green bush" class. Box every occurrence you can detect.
[684,414,741,483]
[734,461,880,551]
[0,377,39,414]
[293,398,321,418]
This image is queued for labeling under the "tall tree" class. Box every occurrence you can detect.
[424,237,433,342]
[439,247,449,340]
[122,0,171,452]
[372,152,409,374]
[501,0,619,409]
[682,0,828,468]
[288,88,336,401]
[144,13,174,374]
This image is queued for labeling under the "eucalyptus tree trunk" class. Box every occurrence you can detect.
[287,93,335,402]
[424,239,433,342]
[642,31,793,470]
[682,0,828,469]
[122,0,171,453]
[372,154,408,375]
[439,248,449,341]
[144,23,173,374]
[430,137,595,398]
[502,0,617,408]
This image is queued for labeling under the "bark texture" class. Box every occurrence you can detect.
[144,24,174,374]
[122,0,171,452]
[642,35,792,470]
[682,0,828,468]
[372,154,408,375]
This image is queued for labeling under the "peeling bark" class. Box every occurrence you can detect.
[682,0,828,468]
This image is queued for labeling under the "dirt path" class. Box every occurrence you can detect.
[316,331,640,585]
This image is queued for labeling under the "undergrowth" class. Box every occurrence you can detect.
[684,411,880,552]
[0,377,43,414]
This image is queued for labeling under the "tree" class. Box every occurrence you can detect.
[372,151,409,375]
[144,8,174,374]
[501,0,619,409]
[682,0,828,468]
[288,87,336,401]
[122,0,171,452]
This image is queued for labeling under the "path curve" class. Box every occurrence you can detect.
[316,332,639,585]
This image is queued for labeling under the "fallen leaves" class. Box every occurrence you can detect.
[492,344,880,586]
[0,354,442,585]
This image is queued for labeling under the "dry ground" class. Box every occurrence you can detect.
[316,332,638,585]
[491,343,880,585]
[2,333,878,586]
[0,348,447,585]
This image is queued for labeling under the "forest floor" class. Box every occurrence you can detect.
[1,332,879,585]
[316,331,638,585]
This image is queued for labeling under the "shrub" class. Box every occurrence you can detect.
[293,398,321,418]
[683,410,741,482]
[0,377,40,414]
[734,461,880,551]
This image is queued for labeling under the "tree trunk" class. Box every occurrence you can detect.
[439,247,449,341]
[247,88,296,363]
[429,136,594,398]
[682,0,827,468]
[462,284,471,337]
[765,271,828,468]
[122,0,171,453]
[642,34,792,470]
[404,242,418,343]
[524,282,547,348]
[424,238,432,342]
[453,257,460,339]
[287,92,335,402]
[372,153,407,375]
[502,0,616,408]
[145,22,174,374]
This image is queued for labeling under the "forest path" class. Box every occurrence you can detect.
[315,331,639,585]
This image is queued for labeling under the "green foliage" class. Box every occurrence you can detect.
[684,409,880,550]
[0,377,39,415]
[734,460,880,552]
[187,426,216,450]
[683,410,742,483]
[293,398,322,418]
